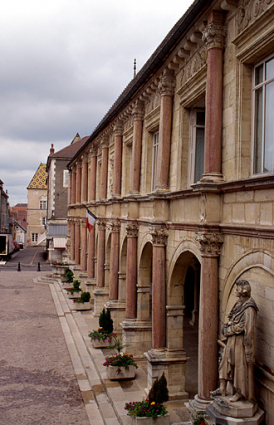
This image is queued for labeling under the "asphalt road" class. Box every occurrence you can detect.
[0,246,53,272]
[0,256,90,424]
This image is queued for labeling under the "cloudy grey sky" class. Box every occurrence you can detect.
[0,0,193,206]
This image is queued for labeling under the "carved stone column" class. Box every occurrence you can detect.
[155,69,175,191]
[195,232,223,401]
[151,227,168,349]
[69,219,75,261]
[87,227,95,278]
[113,121,123,196]
[81,157,88,203]
[89,149,97,201]
[130,101,144,194]
[125,222,138,319]
[202,11,226,183]
[70,169,76,204]
[100,137,109,199]
[80,219,87,271]
[76,163,82,204]
[109,222,120,300]
[74,220,80,265]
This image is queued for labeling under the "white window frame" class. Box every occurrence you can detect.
[41,217,46,226]
[189,108,205,185]
[31,233,38,242]
[39,200,47,210]
[151,132,159,191]
[63,170,69,187]
[252,54,274,175]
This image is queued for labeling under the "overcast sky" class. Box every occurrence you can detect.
[0,0,193,206]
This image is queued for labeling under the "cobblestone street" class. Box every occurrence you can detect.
[0,270,90,425]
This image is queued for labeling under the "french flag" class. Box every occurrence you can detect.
[86,209,97,232]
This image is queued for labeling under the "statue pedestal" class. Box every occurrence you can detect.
[206,402,264,425]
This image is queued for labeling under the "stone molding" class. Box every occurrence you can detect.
[150,227,168,246]
[202,21,227,50]
[195,232,223,256]
[158,69,176,96]
[125,222,138,237]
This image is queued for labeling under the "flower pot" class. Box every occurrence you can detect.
[62,282,72,289]
[73,302,91,311]
[67,291,81,299]
[91,338,113,348]
[129,415,170,425]
[107,365,136,380]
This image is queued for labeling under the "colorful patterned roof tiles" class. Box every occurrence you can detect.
[27,163,48,190]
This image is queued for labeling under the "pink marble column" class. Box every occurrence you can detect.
[151,228,167,349]
[71,169,76,204]
[125,223,138,319]
[100,137,109,199]
[130,101,144,194]
[196,232,223,400]
[156,69,175,191]
[202,11,226,182]
[82,159,88,203]
[89,153,97,201]
[87,227,95,278]
[113,122,123,196]
[70,220,75,261]
[80,220,87,271]
[97,222,106,287]
[76,164,82,204]
[109,222,120,300]
[74,221,80,265]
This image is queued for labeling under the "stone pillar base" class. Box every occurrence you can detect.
[85,278,96,300]
[206,404,264,425]
[145,348,189,400]
[79,271,88,279]
[121,319,152,358]
[93,287,109,316]
[105,300,126,334]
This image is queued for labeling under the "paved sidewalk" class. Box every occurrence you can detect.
[37,273,191,425]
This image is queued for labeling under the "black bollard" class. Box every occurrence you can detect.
[17,262,21,272]
[37,262,41,272]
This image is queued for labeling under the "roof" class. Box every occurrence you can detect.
[68,0,209,167]
[46,135,90,170]
[27,163,47,190]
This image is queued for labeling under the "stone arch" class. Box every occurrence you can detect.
[137,241,153,321]
[104,230,111,287]
[119,235,127,302]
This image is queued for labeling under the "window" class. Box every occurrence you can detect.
[39,200,47,210]
[31,233,38,242]
[63,170,69,187]
[189,109,205,184]
[151,132,159,191]
[253,55,274,174]
[42,217,46,226]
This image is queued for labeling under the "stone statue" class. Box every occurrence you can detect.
[211,280,258,404]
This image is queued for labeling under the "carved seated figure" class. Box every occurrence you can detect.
[211,280,258,404]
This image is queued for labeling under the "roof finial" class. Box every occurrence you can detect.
[133,58,136,78]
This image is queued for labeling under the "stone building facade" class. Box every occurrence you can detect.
[67,0,274,422]
[27,163,47,246]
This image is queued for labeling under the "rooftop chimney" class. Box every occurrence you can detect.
[50,143,55,156]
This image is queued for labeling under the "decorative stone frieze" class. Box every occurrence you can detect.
[180,47,207,86]
[195,232,223,256]
[236,0,274,35]
[146,92,161,115]
[132,100,144,121]
[202,20,227,50]
[150,227,168,246]
[158,69,176,96]
[125,222,138,237]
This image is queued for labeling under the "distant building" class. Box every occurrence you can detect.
[27,164,47,247]
[46,134,89,263]
[0,179,10,234]
[13,220,27,247]
[10,203,27,232]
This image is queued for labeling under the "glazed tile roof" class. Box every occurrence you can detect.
[27,163,47,190]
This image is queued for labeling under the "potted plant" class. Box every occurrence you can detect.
[193,413,206,425]
[73,291,91,311]
[89,308,115,348]
[66,279,82,299]
[62,268,74,289]
[125,373,169,424]
[53,262,69,276]
[103,336,138,380]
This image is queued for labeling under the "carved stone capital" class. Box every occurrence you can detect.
[132,100,144,121]
[89,145,97,157]
[97,220,106,231]
[158,69,176,96]
[150,227,168,246]
[110,221,120,233]
[202,22,227,50]
[101,136,109,149]
[196,232,223,256]
[126,222,138,237]
[114,121,123,136]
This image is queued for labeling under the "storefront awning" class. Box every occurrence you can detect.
[53,237,66,249]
